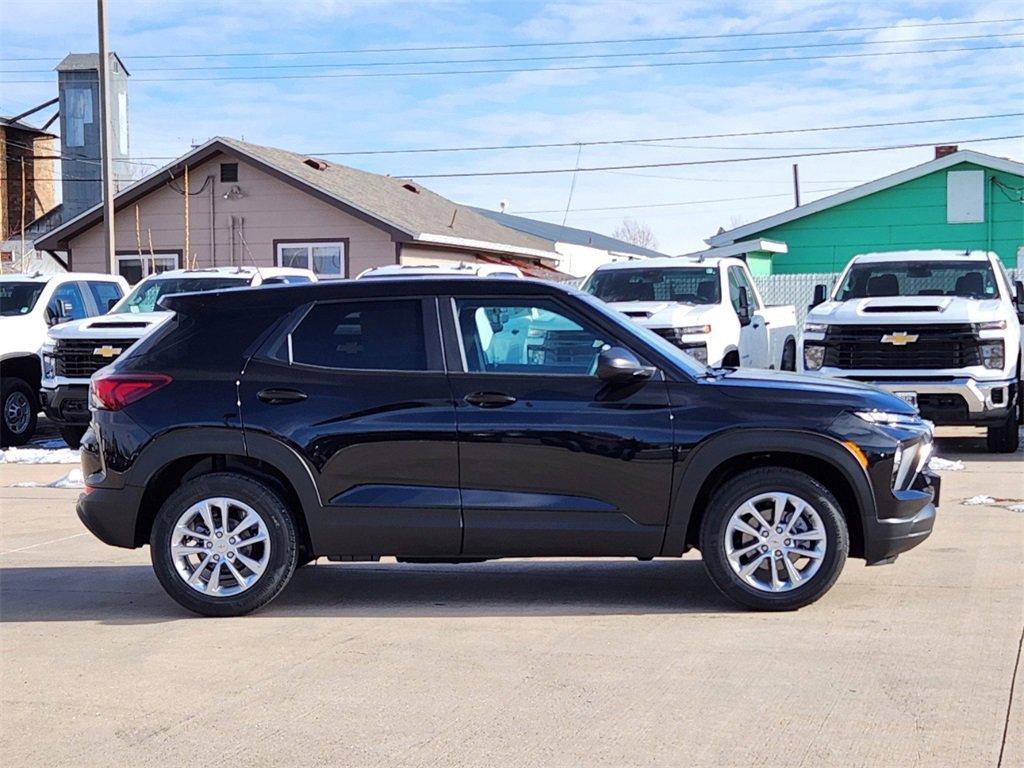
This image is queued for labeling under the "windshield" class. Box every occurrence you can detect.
[584,267,721,304]
[0,282,45,316]
[114,277,251,313]
[836,261,1000,300]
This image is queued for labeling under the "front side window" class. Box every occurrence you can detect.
[837,260,1000,300]
[289,299,429,371]
[584,266,721,304]
[117,253,179,284]
[455,298,610,375]
[87,281,124,313]
[49,283,88,321]
[727,267,758,313]
[0,282,45,316]
[114,277,250,314]
[276,242,345,278]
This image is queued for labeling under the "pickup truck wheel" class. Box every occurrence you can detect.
[150,472,298,617]
[1,378,37,447]
[986,409,1020,453]
[781,339,797,371]
[699,468,848,611]
[58,425,88,448]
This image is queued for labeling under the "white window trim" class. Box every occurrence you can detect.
[116,252,180,279]
[276,241,347,277]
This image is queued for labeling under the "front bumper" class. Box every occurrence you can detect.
[39,384,91,426]
[863,469,939,565]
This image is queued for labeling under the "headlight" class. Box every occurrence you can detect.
[976,320,1007,331]
[891,443,904,486]
[678,324,711,335]
[688,345,708,364]
[42,352,55,380]
[803,343,825,370]
[980,341,1004,369]
[804,322,829,334]
[854,410,923,428]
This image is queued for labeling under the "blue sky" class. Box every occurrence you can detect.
[2,0,1022,253]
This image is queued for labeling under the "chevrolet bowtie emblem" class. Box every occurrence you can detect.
[93,345,123,358]
[880,332,919,346]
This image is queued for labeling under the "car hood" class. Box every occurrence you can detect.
[809,295,1004,325]
[711,368,916,414]
[608,301,715,326]
[47,312,171,340]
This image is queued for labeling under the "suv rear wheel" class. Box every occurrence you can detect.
[699,467,849,611]
[150,472,298,616]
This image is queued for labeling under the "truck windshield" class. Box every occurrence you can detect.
[114,277,251,313]
[0,282,45,316]
[837,261,999,300]
[584,267,721,304]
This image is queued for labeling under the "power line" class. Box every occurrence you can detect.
[3,41,1020,84]
[518,189,848,215]
[5,31,1018,74]
[400,134,1024,178]
[3,16,1020,62]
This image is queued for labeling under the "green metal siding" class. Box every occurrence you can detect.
[747,162,1023,274]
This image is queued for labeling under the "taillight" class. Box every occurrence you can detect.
[90,372,172,411]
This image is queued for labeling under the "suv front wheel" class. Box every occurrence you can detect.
[700,467,849,611]
[150,472,298,616]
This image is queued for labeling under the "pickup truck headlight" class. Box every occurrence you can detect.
[804,322,829,334]
[803,343,825,370]
[678,324,711,335]
[980,341,1004,369]
[42,350,56,380]
[976,320,1007,331]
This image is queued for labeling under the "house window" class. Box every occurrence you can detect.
[276,241,346,278]
[116,253,179,284]
[220,163,238,183]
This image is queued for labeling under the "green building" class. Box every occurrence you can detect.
[702,149,1024,275]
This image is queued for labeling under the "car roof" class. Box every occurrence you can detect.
[849,250,996,264]
[591,256,736,272]
[0,271,118,284]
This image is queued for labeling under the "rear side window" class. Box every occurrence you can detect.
[289,299,430,371]
[87,281,124,313]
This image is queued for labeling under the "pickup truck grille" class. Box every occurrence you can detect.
[822,324,980,370]
[54,338,138,378]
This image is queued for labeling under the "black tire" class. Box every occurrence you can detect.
[781,339,797,371]
[150,472,298,617]
[59,425,88,449]
[1,377,38,447]
[986,408,1020,454]
[699,467,849,611]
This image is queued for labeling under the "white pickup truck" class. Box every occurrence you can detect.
[800,250,1024,452]
[1,272,128,446]
[582,256,798,369]
[40,266,316,447]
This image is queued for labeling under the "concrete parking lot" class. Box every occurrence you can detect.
[1,427,1021,767]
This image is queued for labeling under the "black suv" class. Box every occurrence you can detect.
[77,278,938,615]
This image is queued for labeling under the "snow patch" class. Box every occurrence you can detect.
[928,457,964,472]
[13,468,84,489]
[1008,504,1024,514]
[0,447,80,465]
[964,495,995,506]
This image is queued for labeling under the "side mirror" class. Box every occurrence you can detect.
[596,346,654,384]
[46,301,70,326]
[736,286,751,325]
[107,298,119,311]
[810,283,828,309]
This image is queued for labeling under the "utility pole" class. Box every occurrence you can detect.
[97,0,117,275]
[791,163,801,208]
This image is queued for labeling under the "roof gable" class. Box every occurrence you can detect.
[708,150,1024,247]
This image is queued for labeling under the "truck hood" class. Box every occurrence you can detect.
[607,301,715,326]
[47,311,171,341]
[809,295,1004,325]
[712,368,916,414]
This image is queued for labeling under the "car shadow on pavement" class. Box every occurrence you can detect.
[0,559,740,623]
[933,433,1023,462]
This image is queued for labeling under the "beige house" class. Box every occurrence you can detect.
[35,136,570,281]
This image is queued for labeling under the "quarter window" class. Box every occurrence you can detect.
[454,299,610,375]
[289,299,430,371]
[276,241,345,278]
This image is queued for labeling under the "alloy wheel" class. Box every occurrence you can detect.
[170,497,271,597]
[724,492,827,592]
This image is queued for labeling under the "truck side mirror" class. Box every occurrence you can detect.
[736,287,752,325]
[107,298,119,311]
[810,284,828,309]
